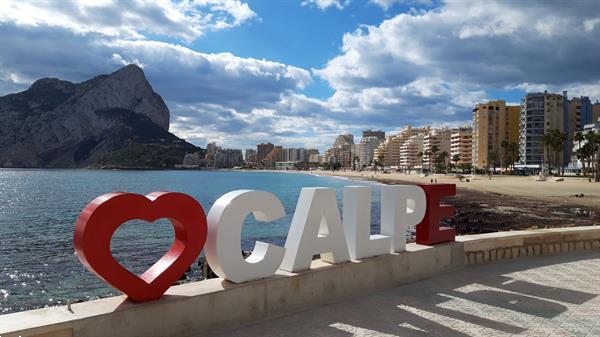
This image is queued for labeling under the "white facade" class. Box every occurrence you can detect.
[358,136,381,168]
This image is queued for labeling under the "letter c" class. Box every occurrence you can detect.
[205,190,286,283]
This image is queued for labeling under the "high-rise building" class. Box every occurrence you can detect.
[256,142,274,164]
[327,134,355,168]
[205,142,220,167]
[399,133,425,171]
[362,130,385,141]
[450,126,472,166]
[572,95,593,126]
[306,148,319,157]
[375,126,428,168]
[213,149,243,168]
[422,127,453,169]
[519,92,565,167]
[283,148,294,162]
[593,102,600,122]
[472,100,520,169]
[308,153,321,163]
[563,91,585,165]
[570,120,600,170]
[244,149,256,162]
[358,136,381,168]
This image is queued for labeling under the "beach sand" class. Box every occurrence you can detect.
[311,169,600,208]
[308,169,600,234]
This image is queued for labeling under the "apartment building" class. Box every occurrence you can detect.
[358,136,382,168]
[450,126,472,166]
[399,133,425,171]
[472,100,520,169]
[422,127,453,169]
[519,92,565,167]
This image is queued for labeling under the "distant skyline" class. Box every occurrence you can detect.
[1,0,600,151]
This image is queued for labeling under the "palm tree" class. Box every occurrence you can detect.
[507,142,519,174]
[553,129,567,176]
[437,151,449,173]
[376,154,385,171]
[452,153,460,172]
[584,130,599,182]
[430,145,439,173]
[488,152,498,174]
[424,150,432,173]
[417,151,424,174]
[542,131,554,175]
[352,155,359,171]
[500,139,509,175]
[575,131,586,176]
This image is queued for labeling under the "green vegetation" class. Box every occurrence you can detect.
[96,141,202,169]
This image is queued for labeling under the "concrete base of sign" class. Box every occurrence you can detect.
[3,226,600,337]
[1,242,463,337]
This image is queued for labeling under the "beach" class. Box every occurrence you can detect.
[310,169,600,233]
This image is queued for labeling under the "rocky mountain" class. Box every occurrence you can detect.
[0,64,203,168]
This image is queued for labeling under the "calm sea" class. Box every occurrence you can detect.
[0,169,382,314]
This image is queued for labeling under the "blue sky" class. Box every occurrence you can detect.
[1,0,599,151]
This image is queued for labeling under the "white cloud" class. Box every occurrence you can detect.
[315,0,600,131]
[2,0,600,151]
[0,0,257,42]
[301,0,349,11]
[369,0,434,11]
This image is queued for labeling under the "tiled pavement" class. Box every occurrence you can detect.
[217,251,600,337]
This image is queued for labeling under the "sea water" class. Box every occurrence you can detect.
[0,169,381,313]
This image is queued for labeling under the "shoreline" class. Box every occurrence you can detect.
[306,169,600,209]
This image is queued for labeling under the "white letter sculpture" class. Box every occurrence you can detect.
[343,186,391,259]
[381,185,426,252]
[280,188,350,272]
[205,190,286,283]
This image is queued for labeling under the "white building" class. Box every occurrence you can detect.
[358,136,381,169]
[400,134,425,171]
[569,121,600,171]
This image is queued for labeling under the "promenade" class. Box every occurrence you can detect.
[218,251,600,337]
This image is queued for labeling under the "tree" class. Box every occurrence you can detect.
[500,139,509,175]
[542,132,553,175]
[375,154,385,171]
[551,129,567,176]
[452,153,460,172]
[488,152,498,174]
[417,151,424,174]
[352,155,359,171]
[583,130,599,182]
[424,150,432,173]
[575,131,586,176]
[430,145,439,173]
[544,129,567,176]
[436,151,449,173]
[507,142,519,174]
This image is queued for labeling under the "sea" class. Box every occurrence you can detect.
[0,169,383,314]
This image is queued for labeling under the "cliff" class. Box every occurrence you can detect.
[0,65,202,168]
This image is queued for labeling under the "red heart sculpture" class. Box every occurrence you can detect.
[73,192,207,302]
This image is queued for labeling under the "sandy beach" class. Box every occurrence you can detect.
[301,169,600,234]
[310,169,600,208]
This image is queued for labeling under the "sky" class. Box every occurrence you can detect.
[1,0,600,152]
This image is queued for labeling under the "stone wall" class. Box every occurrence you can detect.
[2,226,600,337]
[459,226,600,265]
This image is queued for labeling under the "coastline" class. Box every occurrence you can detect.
[302,169,600,234]
[305,169,600,209]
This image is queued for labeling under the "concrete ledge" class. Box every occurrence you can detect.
[4,226,599,337]
[0,242,464,337]
[458,226,600,265]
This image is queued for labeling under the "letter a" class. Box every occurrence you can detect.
[280,188,350,272]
